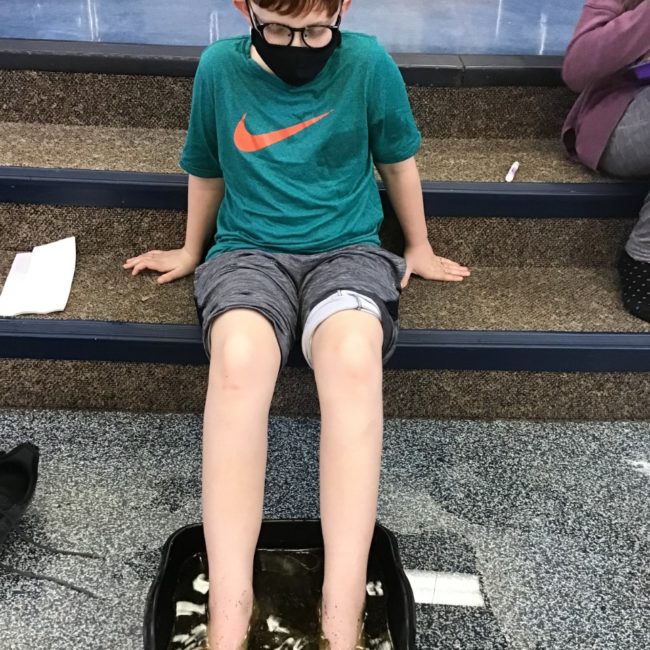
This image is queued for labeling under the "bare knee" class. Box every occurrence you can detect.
[313,319,382,386]
[210,334,259,390]
[209,310,280,390]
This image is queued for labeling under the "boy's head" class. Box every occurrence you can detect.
[233,0,352,86]
[234,0,351,30]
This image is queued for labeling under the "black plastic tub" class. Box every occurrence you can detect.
[144,520,416,650]
[0,442,39,547]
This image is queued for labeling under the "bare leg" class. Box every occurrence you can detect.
[312,311,384,650]
[203,309,281,649]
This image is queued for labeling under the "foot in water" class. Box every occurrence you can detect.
[319,592,366,650]
[207,589,256,650]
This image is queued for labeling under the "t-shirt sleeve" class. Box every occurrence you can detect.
[179,53,223,178]
[367,44,421,165]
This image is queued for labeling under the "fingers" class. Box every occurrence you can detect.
[126,258,169,277]
[157,269,181,284]
[437,256,471,276]
[442,268,471,279]
[128,260,156,276]
[123,251,164,271]
[123,251,171,276]
[124,250,162,263]
[407,255,472,284]
[433,257,471,282]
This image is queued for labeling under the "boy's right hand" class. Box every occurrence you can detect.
[123,247,200,284]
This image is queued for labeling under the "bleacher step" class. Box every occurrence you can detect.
[2,247,648,336]
[0,201,635,264]
[1,68,574,137]
[1,46,648,419]
[3,358,650,420]
[0,121,602,184]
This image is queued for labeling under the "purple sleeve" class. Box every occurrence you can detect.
[562,0,650,92]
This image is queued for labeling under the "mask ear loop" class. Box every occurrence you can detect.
[245,0,263,37]
[334,1,343,27]
[325,3,343,46]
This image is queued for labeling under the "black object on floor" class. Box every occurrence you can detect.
[144,521,416,650]
[0,442,39,547]
[0,441,105,598]
[618,251,650,323]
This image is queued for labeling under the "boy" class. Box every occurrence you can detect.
[125,1,469,647]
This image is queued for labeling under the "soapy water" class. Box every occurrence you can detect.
[168,550,394,650]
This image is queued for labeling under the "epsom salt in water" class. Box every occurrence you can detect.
[167,550,395,650]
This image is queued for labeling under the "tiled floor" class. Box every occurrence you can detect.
[1,410,648,649]
[0,0,585,54]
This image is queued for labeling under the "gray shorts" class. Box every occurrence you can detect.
[194,244,406,367]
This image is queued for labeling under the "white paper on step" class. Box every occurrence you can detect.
[404,569,485,607]
[0,237,76,316]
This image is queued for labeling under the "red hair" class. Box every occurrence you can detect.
[254,0,341,16]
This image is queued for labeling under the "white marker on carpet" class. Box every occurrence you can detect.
[505,161,520,183]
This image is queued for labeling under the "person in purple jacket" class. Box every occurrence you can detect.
[562,0,650,323]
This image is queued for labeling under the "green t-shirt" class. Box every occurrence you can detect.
[179,32,421,260]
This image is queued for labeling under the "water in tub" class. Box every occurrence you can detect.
[168,549,394,650]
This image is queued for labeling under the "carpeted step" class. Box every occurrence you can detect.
[1,68,592,185]
[0,122,186,174]
[0,202,634,267]
[1,246,647,334]
[0,121,600,184]
[2,66,648,420]
[1,201,642,332]
[0,70,575,138]
[2,358,650,421]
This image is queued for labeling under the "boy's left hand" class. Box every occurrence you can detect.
[401,241,470,288]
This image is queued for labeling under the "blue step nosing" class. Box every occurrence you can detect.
[1,319,649,372]
[1,167,647,219]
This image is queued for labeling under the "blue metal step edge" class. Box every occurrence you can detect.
[1,319,649,372]
[0,167,647,218]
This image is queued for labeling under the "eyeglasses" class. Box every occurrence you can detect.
[248,4,342,48]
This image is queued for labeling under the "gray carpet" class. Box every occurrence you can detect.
[0,410,648,649]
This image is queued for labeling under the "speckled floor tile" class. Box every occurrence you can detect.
[1,204,632,266]
[0,412,648,649]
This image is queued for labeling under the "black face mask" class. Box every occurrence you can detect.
[250,20,342,87]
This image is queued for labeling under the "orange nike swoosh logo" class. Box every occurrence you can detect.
[234,111,333,153]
